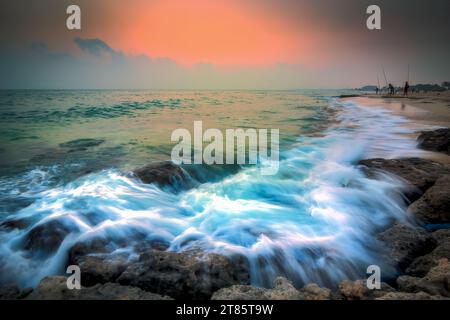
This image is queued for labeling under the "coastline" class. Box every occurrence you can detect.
[1,94,449,300]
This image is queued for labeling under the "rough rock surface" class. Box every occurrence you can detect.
[211,277,331,300]
[408,175,450,224]
[376,291,448,300]
[358,158,450,201]
[26,276,171,300]
[0,284,32,300]
[337,280,395,300]
[397,258,450,297]
[117,250,250,299]
[133,162,193,190]
[211,277,303,300]
[406,229,450,276]
[23,219,77,255]
[378,223,437,270]
[417,128,450,155]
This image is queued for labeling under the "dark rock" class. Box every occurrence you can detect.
[358,158,450,202]
[23,219,76,255]
[378,223,437,270]
[0,216,34,230]
[397,258,450,297]
[133,162,193,190]
[408,175,450,224]
[417,128,450,155]
[0,284,32,300]
[117,250,250,300]
[406,229,450,276]
[73,254,131,287]
[26,276,171,300]
[59,138,105,149]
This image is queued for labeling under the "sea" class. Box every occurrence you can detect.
[0,90,432,288]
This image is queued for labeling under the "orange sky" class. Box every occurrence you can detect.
[93,0,316,66]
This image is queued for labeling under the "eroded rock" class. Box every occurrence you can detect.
[378,223,437,270]
[117,250,250,300]
[26,276,171,300]
[408,175,450,224]
[417,128,450,155]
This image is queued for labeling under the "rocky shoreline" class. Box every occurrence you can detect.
[1,128,449,300]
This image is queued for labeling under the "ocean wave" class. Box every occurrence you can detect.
[0,98,430,288]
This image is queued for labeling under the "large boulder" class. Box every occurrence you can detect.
[117,250,250,300]
[417,128,450,155]
[406,229,450,276]
[26,276,171,300]
[408,175,450,224]
[67,237,169,286]
[397,258,450,297]
[378,223,437,270]
[133,162,194,190]
[22,219,78,256]
[358,158,450,201]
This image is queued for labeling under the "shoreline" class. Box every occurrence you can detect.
[1,96,449,300]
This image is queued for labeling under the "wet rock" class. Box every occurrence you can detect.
[211,277,303,300]
[359,158,450,201]
[0,216,34,230]
[417,128,450,155]
[23,219,76,254]
[117,250,250,300]
[59,138,105,150]
[337,280,395,300]
[133,162,194,190]
[72,254,131,287]
[0,284,32,300]
[406,229,450,276]
[408,175,450,224]
[397,258,450,297]
[378,223,437,270]
[26,276,171,300]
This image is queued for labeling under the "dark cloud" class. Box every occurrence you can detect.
[74,37,117,56]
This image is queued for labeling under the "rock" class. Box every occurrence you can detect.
[397,259,450,297]
[378,223,437,270]
[406,229,450,276]
[59,138,105,150]
[0,284,32,300]
[117,250,250,300]
[23,219,77,255]
[408,175,450,224]
[358,158,450,201]
[133,162,193,190]
[26,276,171,300]
[0,216,34,230]
[338,280,395,300]
[72,254,131,287]
[376,291,448,300]
[298,283,332,300]
[211,277,303,300]
[417,128,450,155]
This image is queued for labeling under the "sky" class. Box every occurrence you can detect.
[0,0,449,89]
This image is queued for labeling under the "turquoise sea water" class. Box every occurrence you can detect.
[0,90,427,288]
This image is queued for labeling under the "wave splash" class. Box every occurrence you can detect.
[0,99,426,288]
